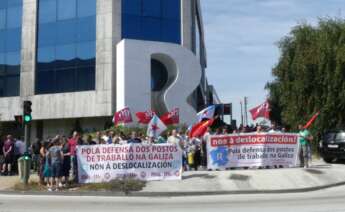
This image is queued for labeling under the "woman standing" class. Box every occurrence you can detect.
[39,140,50,185]
[61,136,71,186]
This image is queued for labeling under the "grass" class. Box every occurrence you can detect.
[78,178,146,194]
[13,180,46,191]
[13,177,146,195]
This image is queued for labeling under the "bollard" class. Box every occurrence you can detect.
[18,154,31,185]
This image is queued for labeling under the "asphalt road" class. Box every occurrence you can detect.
[0,186,345,212]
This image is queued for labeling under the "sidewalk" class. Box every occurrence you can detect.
[1,161,345,196]
[141,162,345,195]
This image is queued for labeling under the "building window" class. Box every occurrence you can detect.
[36,0,96,94]
[122,0,181,44]
[0,0,22,97]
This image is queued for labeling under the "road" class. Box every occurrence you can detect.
[0,186,345,212]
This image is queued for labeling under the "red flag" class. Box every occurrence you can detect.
[135,110,156,124]
[249,100,270,120]
[189,119,214,138]
[160,108,179,125]
[113,107,133,125]
[303,111,320,129]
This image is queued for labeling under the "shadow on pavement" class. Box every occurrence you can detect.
[304,169,324,175]
[183,174,216,180]
[229,174,251,181]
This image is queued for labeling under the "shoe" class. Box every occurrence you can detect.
[47,188,52,192]
[58,183,63,188]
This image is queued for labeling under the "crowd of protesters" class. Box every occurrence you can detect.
[0,122,312,191]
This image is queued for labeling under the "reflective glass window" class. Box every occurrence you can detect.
[123,0,141,15]
[0,53,5,74]
[37,23,57,47]
[36,0,96,94]
[161,19,180,43]
[55,68,75,92]
[38,0,56,24]
[6,28,21,51]
[122,0,181,44]
[76,66,94,91]
[57,0,76,20]
[0,9,6,29]
[57,19,76,45]
[37,46,55,69]
[143,0,161,18]
[122,14,141,39]
[6,6,22,28]
[77,17,95,42]
[0,31,5,52]
[55,44,76,68]
[36,70,55,94]
[0,1,22,97]
[77,0,96,17]
[5,75,19,96]
[7,0,23,7]
[162,0,180,20]
[0,1,6,9]
[6,51,20,74]
[141,17,161,41]
[0,77,4,96]
[76,41,95,66]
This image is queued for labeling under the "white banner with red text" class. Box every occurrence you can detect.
[207,133,299,170]
[77,144,182,183]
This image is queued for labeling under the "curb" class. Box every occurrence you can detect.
[1,181,345,197]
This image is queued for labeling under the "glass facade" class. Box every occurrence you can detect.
[0,0,22,97]
[36,0,96,94]
[122,0,181,44]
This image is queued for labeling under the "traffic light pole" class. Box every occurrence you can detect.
[23,123,30,185]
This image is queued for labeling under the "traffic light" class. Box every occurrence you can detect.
[23,152,31,160]
[23,100,32,124]
[14,115,23,125]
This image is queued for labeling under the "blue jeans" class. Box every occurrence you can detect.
[51,162,61,178]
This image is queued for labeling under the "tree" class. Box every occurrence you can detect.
[266,18,345,134]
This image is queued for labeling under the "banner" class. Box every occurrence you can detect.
[77,144,182,183]
[207,133,299,169]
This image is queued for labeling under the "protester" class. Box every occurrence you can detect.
[111,133,122,144]
[167,130,183,150]
[13,138,25,174]
[42,140,53,187]
[201,127,211,168]
[47,137,64,191]
[94,131,102,144]
[0,138,4,173]
[68,131,79,182]
[188,136,201,170]
[86,135,97,145]
[298,124,313,168]
[31,138,42,172]
[60,136,71,186]
[127,131,142,144]
[2,135,15,176]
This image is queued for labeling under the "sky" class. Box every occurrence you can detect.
[201,0,345,125]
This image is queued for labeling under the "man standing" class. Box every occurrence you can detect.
[167,130,183,150]
[2,135,15,175]
[47,138,64,191]
[298,124,313,168]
